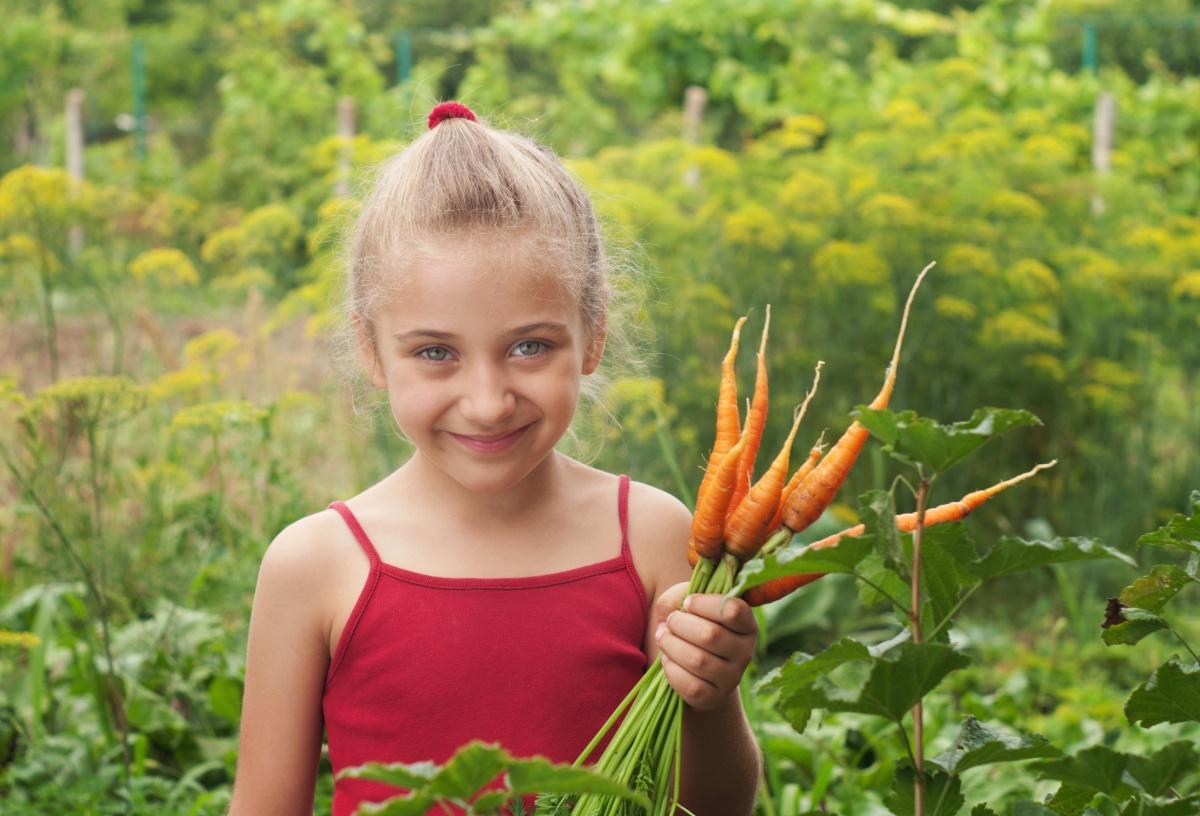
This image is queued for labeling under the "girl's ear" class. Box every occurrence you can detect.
[353,314,387,389]
[582,319,606,375]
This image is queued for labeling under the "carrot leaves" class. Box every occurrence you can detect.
[852,406,1041,476]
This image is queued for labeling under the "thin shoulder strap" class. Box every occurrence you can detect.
[617,474,631,555]
[328,501,381,569]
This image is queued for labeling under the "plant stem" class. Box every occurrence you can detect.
[910,477,930,816]
[926,584,979,643]
[1172,628,1200,664]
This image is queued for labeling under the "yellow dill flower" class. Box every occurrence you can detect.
[722,203,786,251]
[813,241,891,291]
[883,99,934,132]
[240,204,302,259]
[779,170,839,219]
[211,267,274,295]
[985,189,1046,222]
[1005,259,1061,300]
[170,400,267,433]
[182,329,241,369]
[201,224,244,269]
[0,630,41,649]
[934,295,977,322]
[981,309,1065,350]
[944,243,999,278]
[1171,270,1200,299]
[858,193,920,229]
[1024,353,1066,383]
[146,365,214,404]
[129,247,200,288]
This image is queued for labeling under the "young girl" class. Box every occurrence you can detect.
[228,102,761,816]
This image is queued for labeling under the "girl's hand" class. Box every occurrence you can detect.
[650,582,757,712]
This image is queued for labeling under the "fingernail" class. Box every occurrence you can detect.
[655,622,667,641]
[667,610,679,626]
[683,596,694,612]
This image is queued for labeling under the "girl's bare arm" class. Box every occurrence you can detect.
[228,520,332,816]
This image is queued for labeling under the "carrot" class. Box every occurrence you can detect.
[689,434,748,560]
[686,316,747,566]
[726,307,771,525]
[765,433,826,536]
[745,460,1056,606]
[725,362,823,561]
[781,262,934,534]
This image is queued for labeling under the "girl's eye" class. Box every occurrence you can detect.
[417,346,452,362]
[513,340,547,358]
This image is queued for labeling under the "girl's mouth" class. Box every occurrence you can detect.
[448,423,532,454]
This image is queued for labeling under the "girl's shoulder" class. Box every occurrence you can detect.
[607,470,695,598]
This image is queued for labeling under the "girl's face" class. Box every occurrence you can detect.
[358,237,604,494]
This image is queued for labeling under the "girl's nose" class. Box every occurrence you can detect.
[458,363,517,426]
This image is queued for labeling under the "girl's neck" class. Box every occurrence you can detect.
[398,450,572,529]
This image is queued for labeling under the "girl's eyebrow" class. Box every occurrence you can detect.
[392,321,569,342]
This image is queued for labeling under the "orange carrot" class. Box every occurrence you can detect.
[765,433,826,536]
[725,362,823,560]
[726,307,771,525]
[781,262,933,534]
[745,460,1055,606]
[692,316,747,533]
[689,434,748,560]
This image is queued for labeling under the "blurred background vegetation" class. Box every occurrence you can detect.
[1,0,1198,813]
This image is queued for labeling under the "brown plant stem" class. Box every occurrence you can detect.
[911,477,929,816]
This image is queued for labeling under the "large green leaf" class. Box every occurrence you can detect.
[852,406,1041,474]
[885,765,965,816]
[1136,491,1200,555]
[1125,660,1200,727]
[1042,783,1096,816]
[1125,740,1199,797]
[913,524,981,637]
[342,742,648,815]
[756,638,873,732]
[972,536,1136,580]
[929,717,1059,775]
[772,641,968,724]
[1101,607,1169,647]
[1102,564,1196,645]
[728,530,873,597]
[1033,745,1133,798]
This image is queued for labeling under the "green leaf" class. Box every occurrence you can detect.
[774,641,968,724]
[426,742,509,799]
[1101,607,1169,647]
[207,675,242,723]
[914,524,981,636]
[1126,660,1200,727]
[1011,804,1060,816]
[1119,794,1200,816]
[507,757,650,804]
[339,758,439,789]
[728,531,873,597]
[972,536,1136,580]
[1125,740,1199,797]
[858,488,905,570]
[1118,564,1197,610]
[357,792,437,815]
[756,638,873,732]
[971,805,999,816]
[1033,745,1133,797]
[852,406,1041,474]
[855,552,908,610]
[929,717,1060,775]
[1136,492,1200,555]
[884,765,965,816]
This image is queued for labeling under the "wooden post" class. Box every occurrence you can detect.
[335,96,356,198]
[682,85,707,187]
[1091,91,1115,216]
[66,88,85,256]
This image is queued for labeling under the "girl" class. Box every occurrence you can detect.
[228,102,761,816]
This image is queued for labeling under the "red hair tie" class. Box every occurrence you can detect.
[428,101,478,129]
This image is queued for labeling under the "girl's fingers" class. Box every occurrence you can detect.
[659,651,723,710]
[679,593,758,636]
[656,620,730,684]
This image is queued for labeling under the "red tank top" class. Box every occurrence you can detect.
[322,474,649,815]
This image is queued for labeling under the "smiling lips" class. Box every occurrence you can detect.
[448,423,532,454]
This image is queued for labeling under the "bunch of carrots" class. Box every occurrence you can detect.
[536,261,1053,816]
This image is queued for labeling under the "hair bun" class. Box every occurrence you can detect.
[428,101,478,129]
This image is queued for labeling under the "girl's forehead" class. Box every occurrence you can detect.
[378,237,582,326]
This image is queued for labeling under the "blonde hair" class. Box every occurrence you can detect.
[336,107,648,460]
